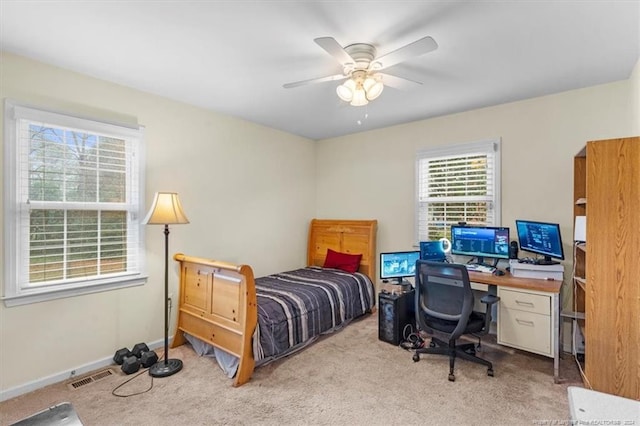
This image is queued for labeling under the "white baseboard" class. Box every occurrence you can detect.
[0,338,167,402]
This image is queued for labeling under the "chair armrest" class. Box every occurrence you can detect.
[480,294,500,329]
[480,294,500,306]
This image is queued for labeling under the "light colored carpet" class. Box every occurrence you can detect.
[1,314,582,425]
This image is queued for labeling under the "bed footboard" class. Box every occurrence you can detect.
[171,253,258,386]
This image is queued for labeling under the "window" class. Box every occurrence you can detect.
[3,101,146,306]
[416,139,501,242]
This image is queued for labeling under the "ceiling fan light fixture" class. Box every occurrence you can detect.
[338,74,384,106]
[336,78,356,102]
[350,87,368,106]
[286,35,438,109]
[363,76,384,101]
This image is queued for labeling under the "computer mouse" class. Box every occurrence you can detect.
[494,269,505,276]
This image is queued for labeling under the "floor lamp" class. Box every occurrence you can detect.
[143,192,189,377]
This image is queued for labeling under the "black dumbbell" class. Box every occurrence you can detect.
[132,342,158,368]
[140,350,159,368]
[113,347,133,365]
[114,343,158,374]
[121,355,141,374]
[131,342,150,358]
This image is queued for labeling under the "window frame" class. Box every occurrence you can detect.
[3,100,147,306]
[415,138,502,243]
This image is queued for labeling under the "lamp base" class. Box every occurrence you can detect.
[148,358,183,377]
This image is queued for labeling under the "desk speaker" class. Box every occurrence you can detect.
[509,241,519,259]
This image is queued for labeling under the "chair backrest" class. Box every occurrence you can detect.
[414,260,474,338]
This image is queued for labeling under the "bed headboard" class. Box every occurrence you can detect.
[307,219,378,280]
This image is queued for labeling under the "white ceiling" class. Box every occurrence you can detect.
[1,1,639,140]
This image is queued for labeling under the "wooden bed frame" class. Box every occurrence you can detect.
[171,219,377,387]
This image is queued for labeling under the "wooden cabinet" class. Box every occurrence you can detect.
[573,136,640,400]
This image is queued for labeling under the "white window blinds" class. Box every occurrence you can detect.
[416,139,501,242]
[3,101,146,306]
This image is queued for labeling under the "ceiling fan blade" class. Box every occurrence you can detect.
[373,36,438,70]
[378,72,423,90]
[314,37,354,66]
[283,74,346,89]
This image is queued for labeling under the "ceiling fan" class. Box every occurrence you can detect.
[283,36,438,106]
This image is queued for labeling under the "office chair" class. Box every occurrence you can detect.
[412,260,499,381]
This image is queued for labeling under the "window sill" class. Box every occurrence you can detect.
[2,275,148,307]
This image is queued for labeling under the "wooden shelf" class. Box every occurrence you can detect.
[561,310,585,320]
[574,276,586,290]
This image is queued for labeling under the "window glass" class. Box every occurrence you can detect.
[3,101,146,306]
[416,139,501,242]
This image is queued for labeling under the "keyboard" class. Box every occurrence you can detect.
[465,264,496,274]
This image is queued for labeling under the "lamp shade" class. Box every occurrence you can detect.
[364,76,384,101]
[143,192,190,225]
[336,78,356,102]
[350,88,368,106]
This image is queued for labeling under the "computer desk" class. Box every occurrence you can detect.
[467,270,563,383]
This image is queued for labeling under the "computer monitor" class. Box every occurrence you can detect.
[515,220,564,265]
[450,225,510,266]
[380,251,421,284]
[419,241,447,262]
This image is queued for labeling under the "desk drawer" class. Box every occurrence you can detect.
[498,308,552,356]
[499,288,550,315]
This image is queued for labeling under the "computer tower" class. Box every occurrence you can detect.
[378,290,415,345]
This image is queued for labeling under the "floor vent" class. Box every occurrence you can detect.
[91,369,114,381]
[67,368,114,390]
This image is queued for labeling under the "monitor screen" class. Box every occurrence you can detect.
[419,241,447,262]
[380,251,421,283]
[450,225,510,264]
[515,220,564,264]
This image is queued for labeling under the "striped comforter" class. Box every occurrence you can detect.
[252,266,375,365]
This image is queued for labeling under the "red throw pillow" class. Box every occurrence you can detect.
[323,249,362,273]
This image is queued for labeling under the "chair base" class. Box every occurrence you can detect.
[412,337,494,381]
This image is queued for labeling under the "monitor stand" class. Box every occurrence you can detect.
[535,256,560,265]
[394,278,411,287]
[472,256,498,268]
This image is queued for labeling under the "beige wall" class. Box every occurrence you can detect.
[631,58,640,135]
[315,77,636,356]
[315,77,636,296]
[317,79,634,253]
[0,53,316,393]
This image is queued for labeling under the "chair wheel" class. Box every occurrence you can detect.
[448,374,455,381]
[487,369,494,377]
[412,353,420,362]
